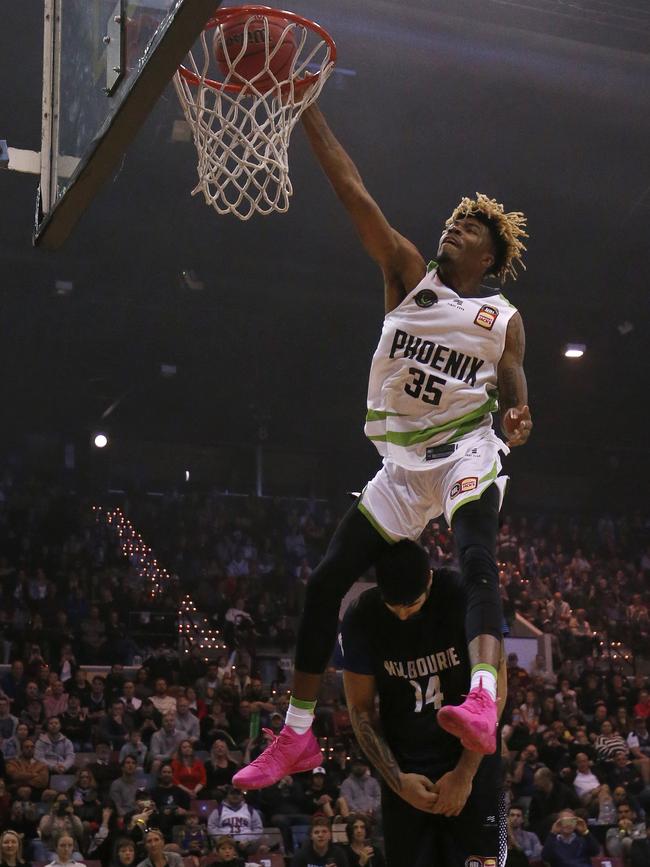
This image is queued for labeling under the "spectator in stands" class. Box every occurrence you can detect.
[194,663,220,703]
[2,721,30,759]
[86,677,108,725]
[628,716,650,761]
[339,758,380,821]
[108,837,137,867]
[59,696,92,752]
[227,700,253,749]
[105,664,127,701]
[1,661,26,706]
[0,829,30,867]
[68,767,102,823]
[119,729,148,768]
[109,755,141,817]
[150,762,190,840]
[34,717,74,773]
[290,816,349,867]
[0,697,18,742]
[595,720,629,764]
[36,795,85,861]
[344,814,384,867]
[120,681,142,717]
[301,767,340,819]
[65,671,91,708]
[44,834,83,867]
[200,701,231,749]
[55,642,77,686]
[137,829,183,867]
[133,669,153,702]
[325,744,350,789]
[170,739,206,798]
[606,750,646,801]
[605,801,647,860]
[174,697,200,744]
[541,810,600,867]
[149,714,183,773]
[149,680,176,717]
[9,785,40,841]
[512,744,545,801]
[20,698,46,735]
[508,804,542,862]
[0,779,10,829]
[88,740,120,796]
[98,700,132,750]
[178,812,209,863]
[633,688,650,720]
[80,605,107,663]
[554,679,579,721]
[631,824,650,867]
[528,767,580,841]
[43,680,69,719]
[6,737,49,797]
[126,793,163,854]
[571,752,604,807]
[258,774,311,854]
[207,786,262,855]
[204,737,238,795]
[182,687,206,721]
[133,700,160,748]
[212,836,245,866]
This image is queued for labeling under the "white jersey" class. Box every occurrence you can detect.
[365,263,517,470]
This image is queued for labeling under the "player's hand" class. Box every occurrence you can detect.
[398,772,438,813]
[431,768,473,817]
[503,405,532,447]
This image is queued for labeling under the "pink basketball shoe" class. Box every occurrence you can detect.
[437,682,497,754]
[232,726,322,790]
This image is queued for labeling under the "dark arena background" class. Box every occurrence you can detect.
[1,1,649,866]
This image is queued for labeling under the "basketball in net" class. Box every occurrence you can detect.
[173,5,336,220]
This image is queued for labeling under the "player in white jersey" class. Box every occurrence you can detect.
[234,105,532,793]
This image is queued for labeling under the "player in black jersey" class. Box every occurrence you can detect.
[340,541,506,867]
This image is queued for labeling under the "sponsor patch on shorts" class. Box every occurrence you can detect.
[450,477,478,499]
[474,304,498,330]
[465,858,496,867]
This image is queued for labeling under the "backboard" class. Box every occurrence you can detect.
[34,0,221,249]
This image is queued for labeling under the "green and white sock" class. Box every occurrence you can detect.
[470,665,497,701]
[285,696,316,735]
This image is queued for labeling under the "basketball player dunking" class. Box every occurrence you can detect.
[234,104,532,791]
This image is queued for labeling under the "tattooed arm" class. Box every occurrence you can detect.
[497,311,533,447]
[343,669,438,813]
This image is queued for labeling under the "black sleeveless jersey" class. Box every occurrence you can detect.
[340,568,472,777]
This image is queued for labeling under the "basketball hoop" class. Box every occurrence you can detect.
[173,5,336,220]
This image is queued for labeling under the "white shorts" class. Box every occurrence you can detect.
[358,429,509,541]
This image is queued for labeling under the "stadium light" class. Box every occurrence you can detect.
[93,433,109,449]
[564,343,586,359]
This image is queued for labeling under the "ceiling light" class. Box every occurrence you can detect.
[564,343,585,359]
[93,433,109,449]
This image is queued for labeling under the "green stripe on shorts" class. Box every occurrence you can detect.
[357,501,397,544]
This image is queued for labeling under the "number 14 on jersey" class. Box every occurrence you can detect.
[409,675,444,712]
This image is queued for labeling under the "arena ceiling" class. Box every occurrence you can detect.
[2,0,649,494]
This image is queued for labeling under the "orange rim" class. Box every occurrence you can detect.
[177,4,337,94]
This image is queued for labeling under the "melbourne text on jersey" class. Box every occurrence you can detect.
[383,645,461,679]
[389,328,485,387]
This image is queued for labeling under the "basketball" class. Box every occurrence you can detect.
[214,14,297,89]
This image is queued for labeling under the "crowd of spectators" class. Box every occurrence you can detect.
[0,472,649,866]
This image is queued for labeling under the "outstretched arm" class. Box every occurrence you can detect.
[343,669,438,813]
[497,311,532,447]
[301,104,426,313]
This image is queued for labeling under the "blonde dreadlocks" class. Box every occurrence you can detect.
[446,192,528,283]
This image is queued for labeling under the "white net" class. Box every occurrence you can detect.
[173,10,335,220]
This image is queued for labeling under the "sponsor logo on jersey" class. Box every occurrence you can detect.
[450,477,478,499]
[414,289,438,308]
[465,859,496,867]
[474,304,499,330]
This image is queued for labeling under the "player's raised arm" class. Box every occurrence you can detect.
[301,104,426,313]
[343,669,439,813]
[497,311,533,447]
